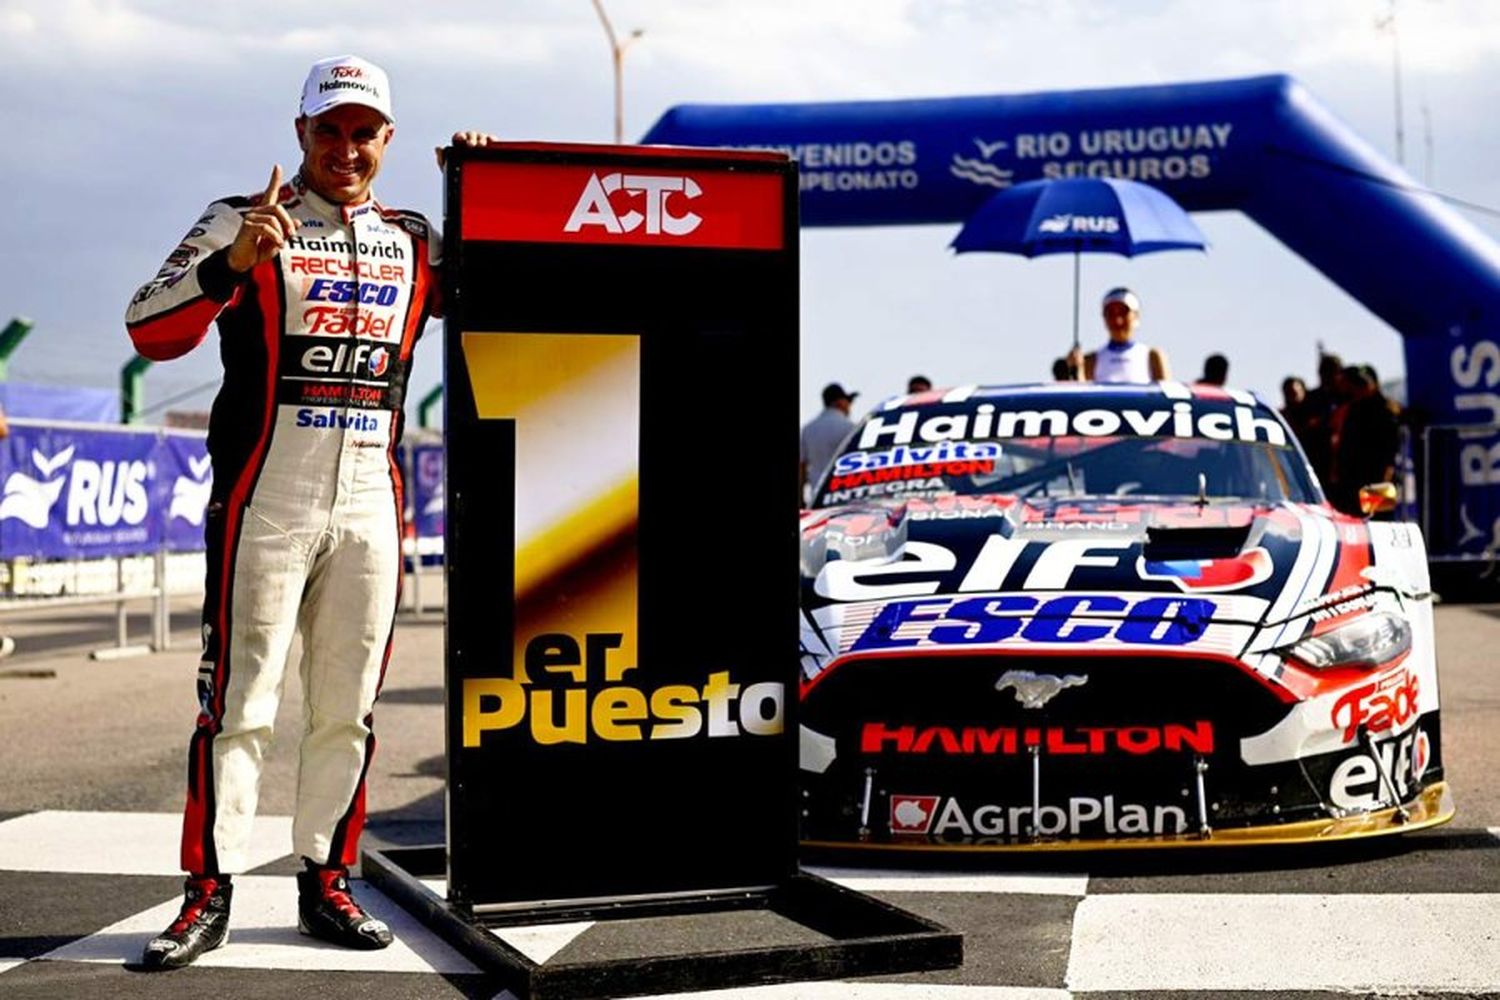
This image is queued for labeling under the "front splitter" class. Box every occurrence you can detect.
[803,781,1453,853]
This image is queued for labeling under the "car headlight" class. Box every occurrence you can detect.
[1285,611,1411,670]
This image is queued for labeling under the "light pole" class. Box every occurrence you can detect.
[590,0,644,144]
[1376,0,1405,167]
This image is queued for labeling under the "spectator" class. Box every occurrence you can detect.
[1067,287,1170,383]
[1299,352,1344,487]
[1328,365,1400,515]
[1051,357,1075,381]
[1280,376,1307,416]
[907,375,932,394]
[800,382,858,504]
[1196,353,1229,387]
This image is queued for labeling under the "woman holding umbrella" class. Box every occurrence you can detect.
[1068,287,1171,383]
[951,176,1202,384]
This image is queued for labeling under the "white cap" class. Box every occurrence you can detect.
[299,55,393,122]
[1101,287,1140,312]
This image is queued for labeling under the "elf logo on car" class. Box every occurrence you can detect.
[1329,728,1427,810]
[564,173,703,236]
[1330,667,1419,744]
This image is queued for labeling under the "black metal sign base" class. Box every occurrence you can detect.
[364,845,962,1000]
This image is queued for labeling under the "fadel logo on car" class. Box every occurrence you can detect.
[1330,667,1420,744]
[891,795,1188,839]
[460,160,785,250]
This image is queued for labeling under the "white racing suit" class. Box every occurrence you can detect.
[125,175,438,874]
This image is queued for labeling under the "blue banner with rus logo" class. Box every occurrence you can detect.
[410,443,444,548]
[0,421,210,559]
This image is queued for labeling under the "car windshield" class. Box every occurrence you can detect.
[812,389,1320,508]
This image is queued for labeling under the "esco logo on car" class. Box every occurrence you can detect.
[564,172,703,236]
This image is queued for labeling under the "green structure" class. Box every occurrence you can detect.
[121,356,152,424]
[418,383,443,429]
[0,317,34,380]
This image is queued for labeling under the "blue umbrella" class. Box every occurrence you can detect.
[951,177,1208,349]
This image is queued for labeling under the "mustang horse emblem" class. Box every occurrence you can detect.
[995,670,1088,709]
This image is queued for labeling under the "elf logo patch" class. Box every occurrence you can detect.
[565,173,703,236]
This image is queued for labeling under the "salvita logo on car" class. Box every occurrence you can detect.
[890,793,1189,838]
[565,172,703,236]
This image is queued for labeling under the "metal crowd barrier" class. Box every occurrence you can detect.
[0,418,446,658]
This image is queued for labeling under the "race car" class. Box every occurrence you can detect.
[798,381,1451,849]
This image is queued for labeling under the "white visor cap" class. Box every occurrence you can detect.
[299,54,393,123]
[1101,287,1141,312]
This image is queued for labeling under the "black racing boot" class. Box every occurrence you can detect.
[296,860,393,950]
[140,875,232,970]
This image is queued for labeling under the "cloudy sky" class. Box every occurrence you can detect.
[3,0,1500,424]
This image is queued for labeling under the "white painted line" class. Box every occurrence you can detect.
[491,921,595,965]
[0,959,25,976]
[0,811,292,875]
[1068,893,1500,992]
[497,988,1067,1000]
[807,867,1086,896]
[40,875,478,974]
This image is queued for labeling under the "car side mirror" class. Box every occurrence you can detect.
[1358,481,1399,516]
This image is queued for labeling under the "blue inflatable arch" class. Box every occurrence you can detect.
[643,75,1500,557]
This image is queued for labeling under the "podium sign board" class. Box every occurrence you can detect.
[443,144,800,909]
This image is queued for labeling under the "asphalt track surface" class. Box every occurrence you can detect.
[3,589,1500,999]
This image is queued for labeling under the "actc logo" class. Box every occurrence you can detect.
[564,172,703,236]
[368,346,390,378]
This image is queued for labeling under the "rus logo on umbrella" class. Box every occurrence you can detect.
[952,177,1207,349]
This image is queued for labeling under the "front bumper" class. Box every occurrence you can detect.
[803,781,1453,852]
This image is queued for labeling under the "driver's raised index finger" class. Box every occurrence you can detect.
[261,164,283,207]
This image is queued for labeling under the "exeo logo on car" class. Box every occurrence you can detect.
[565,172,703,236]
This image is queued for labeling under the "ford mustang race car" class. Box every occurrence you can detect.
[798,382,1452,849]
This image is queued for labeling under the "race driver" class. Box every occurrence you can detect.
[125,54,495,970]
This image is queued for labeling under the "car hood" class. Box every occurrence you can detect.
[800,493,1377,633]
